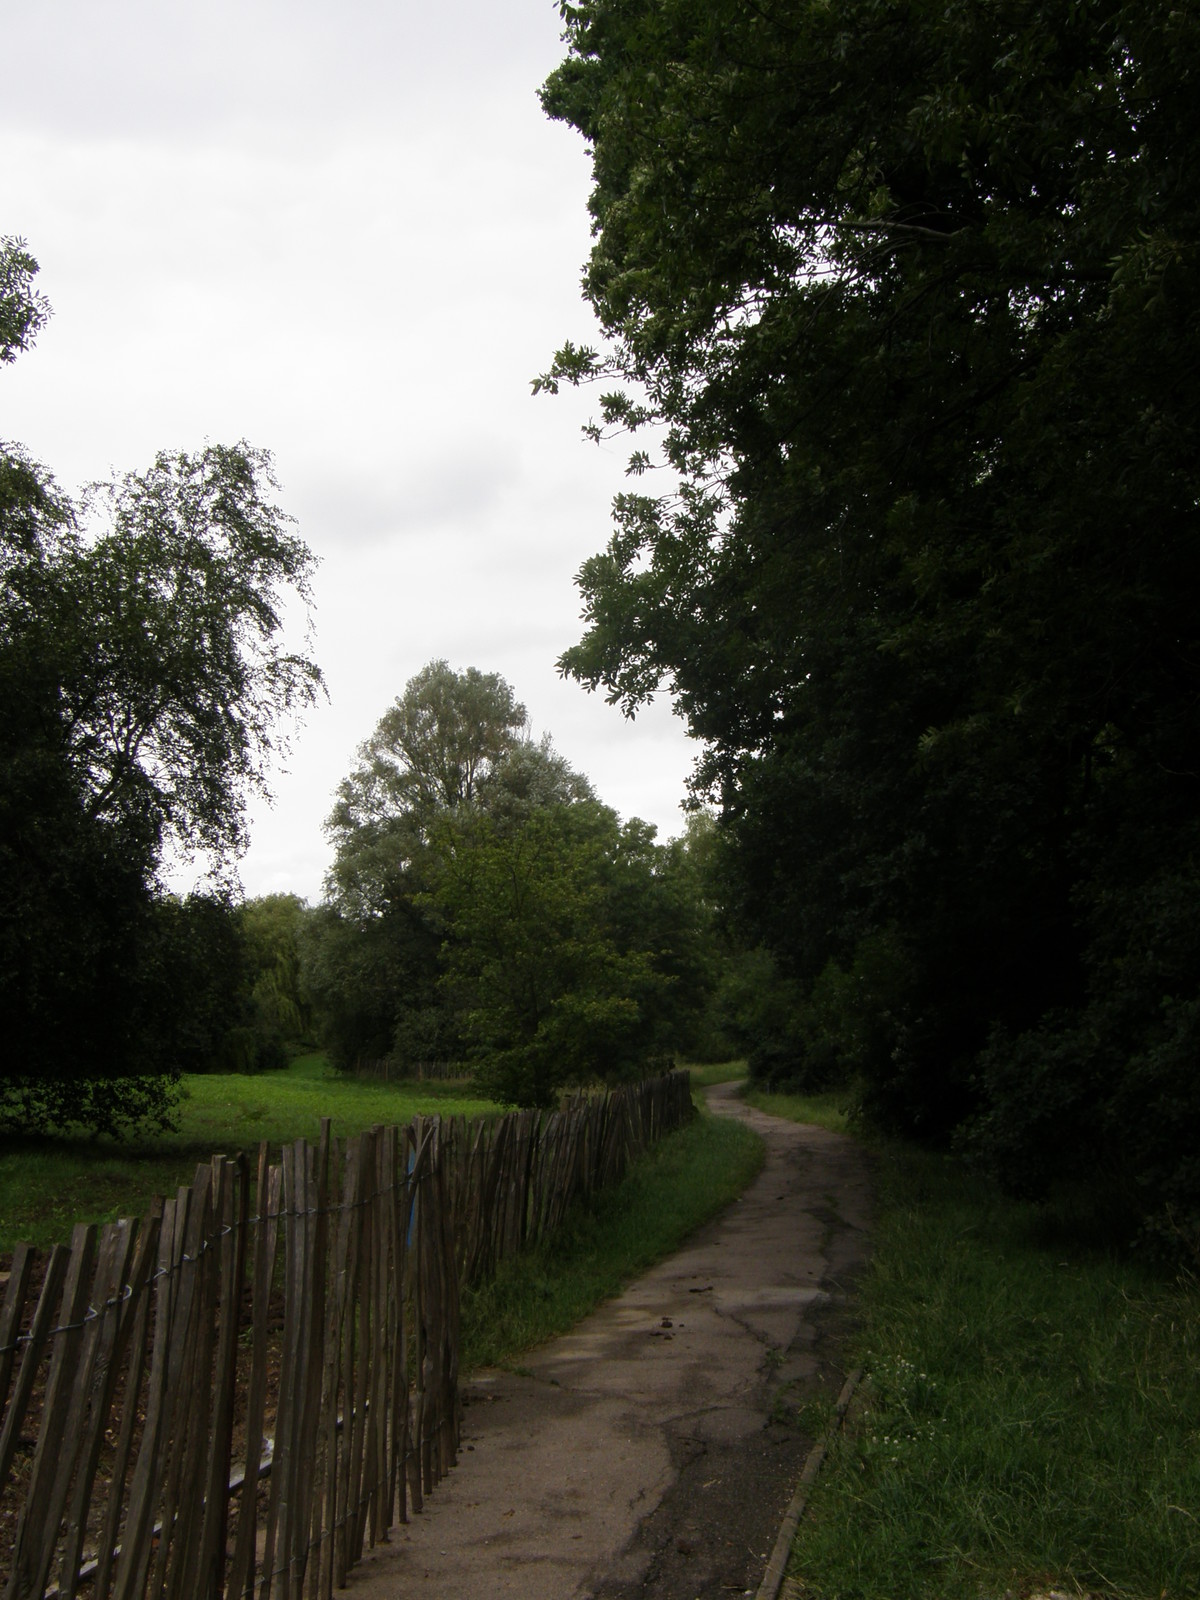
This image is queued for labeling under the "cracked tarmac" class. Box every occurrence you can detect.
[343,1083,872,1600]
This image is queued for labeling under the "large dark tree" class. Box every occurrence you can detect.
[541,1,1200,1233]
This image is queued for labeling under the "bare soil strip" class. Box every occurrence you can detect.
[342,1084,872,1600]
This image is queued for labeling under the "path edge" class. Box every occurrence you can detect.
[755,1365,864,1600]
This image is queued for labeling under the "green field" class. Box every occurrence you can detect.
[0,1053,495,1253]
[1,1058,766,1397]
[0,1058,752,1265]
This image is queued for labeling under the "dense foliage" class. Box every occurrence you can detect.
[541,0,1200,1237]
[308,662,711,1104]
[1,239,323,1134]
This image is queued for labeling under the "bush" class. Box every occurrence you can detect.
[0,1071,181,1139]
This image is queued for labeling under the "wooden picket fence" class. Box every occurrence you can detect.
[0,1070,694,1600]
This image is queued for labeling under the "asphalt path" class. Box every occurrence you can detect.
[345,1082,872,1600]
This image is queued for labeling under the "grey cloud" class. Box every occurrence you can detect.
[2,1,562,144]
[294,441,520,550]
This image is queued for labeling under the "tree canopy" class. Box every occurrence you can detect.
[326,659,593,919]
[431,803,667,1106]
[1,238,324,1131]
[309,661,710,1103]
[331,659,529,832]
[541,0,1200,1237]
[0,236,49,364]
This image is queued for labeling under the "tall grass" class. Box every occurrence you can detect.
[787,1140,1200,1600]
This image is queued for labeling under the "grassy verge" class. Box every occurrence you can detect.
[740,1084,851,1134]
[460,1103,764,1370]
[0,1052,496,1253]
[682,1058,750,1088]
[776,1135,1200,1600]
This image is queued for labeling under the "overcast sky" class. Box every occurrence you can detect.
[0,0,697,901]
